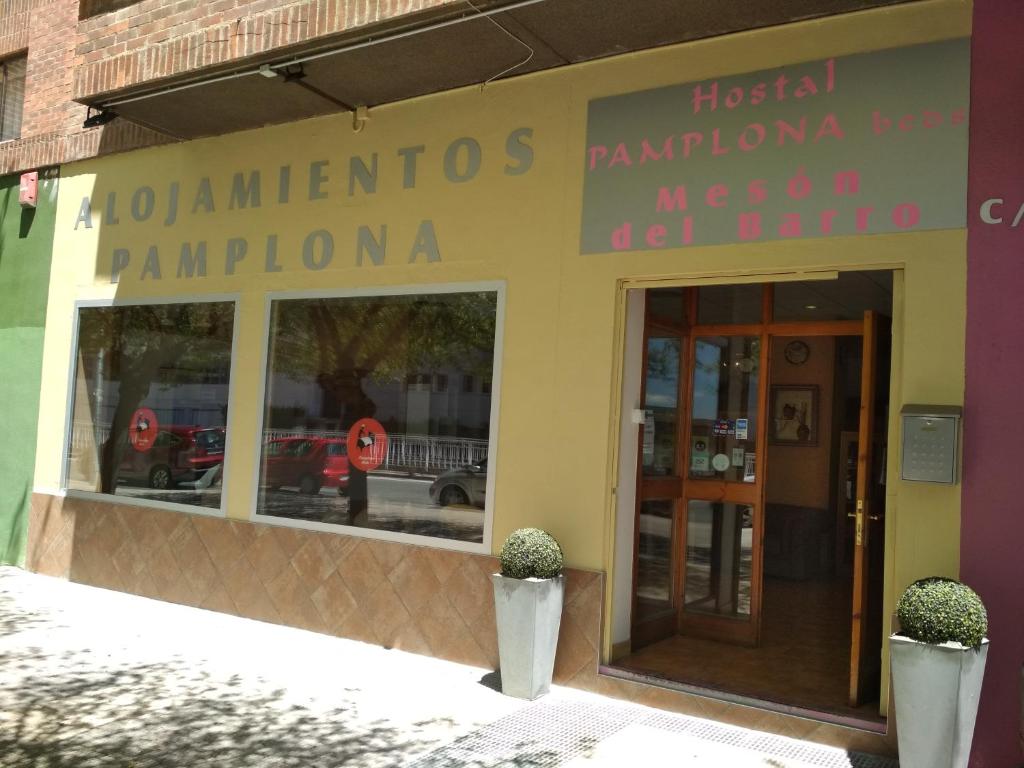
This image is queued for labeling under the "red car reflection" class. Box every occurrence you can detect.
[119,426,225,490]
[262,437,350,495]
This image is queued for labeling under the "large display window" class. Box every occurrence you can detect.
[254,286,502,547]
[64,299,237,512]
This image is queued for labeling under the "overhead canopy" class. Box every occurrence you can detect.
[92,0,917,140]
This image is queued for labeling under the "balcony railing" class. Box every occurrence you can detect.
[263,428,488,475]
[70,422,487,477]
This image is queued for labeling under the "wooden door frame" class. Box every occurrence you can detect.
[630,290,690,648]
[675,287,770,646]
[629,281,881,657]
[849,310,878,706]
[674,287,867,647]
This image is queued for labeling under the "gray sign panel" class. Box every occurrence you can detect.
[581,39,970,254]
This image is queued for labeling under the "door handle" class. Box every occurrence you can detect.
[848,499,865,546]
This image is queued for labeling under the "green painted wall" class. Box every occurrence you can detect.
[0,172,57,565]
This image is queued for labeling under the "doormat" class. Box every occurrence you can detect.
[409,697,899,768]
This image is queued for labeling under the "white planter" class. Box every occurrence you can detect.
[491,573,564,700]
[890,634,989,768]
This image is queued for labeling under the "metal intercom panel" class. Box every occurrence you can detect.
[900,404,961,484]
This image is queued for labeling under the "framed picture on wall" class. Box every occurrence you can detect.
[769,385,819,446]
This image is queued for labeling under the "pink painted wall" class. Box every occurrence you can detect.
[962,1,1024,765]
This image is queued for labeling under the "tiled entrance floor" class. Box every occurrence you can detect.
[618,578,884,723]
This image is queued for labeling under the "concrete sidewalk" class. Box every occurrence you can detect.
[0,567,897,768]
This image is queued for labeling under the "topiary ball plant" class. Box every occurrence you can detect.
[896,577,988,649]
[500,528,564,579]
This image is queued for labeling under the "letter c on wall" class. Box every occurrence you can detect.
[980,198,1003,224]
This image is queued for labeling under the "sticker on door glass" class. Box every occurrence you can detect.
[744,452,757,483]
[691,437,710,471]
[129,408,158,453]
[712,453,731,472]
[731,447,745,467]
[712,419,735,436]
[346,418,389,472]
[735,418,749,440]
[643,410,655,464]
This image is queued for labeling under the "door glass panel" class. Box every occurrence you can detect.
[636,499,674,619]
[684,501,753,618]
[697,284,762,325]
[689,336,759,482]
[648,287,685,324]
[643,336,680,476]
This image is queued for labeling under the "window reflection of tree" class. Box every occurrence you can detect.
[646,338,678,382]
[77,303,234,494]
[267,292,497,524]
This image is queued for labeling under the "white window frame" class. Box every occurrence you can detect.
[251,281,505,554]
[61,294,242,519]
[0,54,26,143]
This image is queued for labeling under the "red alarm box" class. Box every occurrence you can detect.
[19,171,37,208]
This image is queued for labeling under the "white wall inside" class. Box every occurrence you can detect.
[611,289,645,649]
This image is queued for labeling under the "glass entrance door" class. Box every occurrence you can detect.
[680,333,766,645]
[631,286,770,649]
[631,291,687,649]
[624,274,895,718]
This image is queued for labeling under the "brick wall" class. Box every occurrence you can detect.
[0,0,32,56]
[22,0,79,137]
[1,0,78,175]
[72,0,465,101]
[0,122,170,175]
[1,0,168,175]
[0,0,460,175]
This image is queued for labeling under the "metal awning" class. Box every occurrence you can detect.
[88,0,918,140]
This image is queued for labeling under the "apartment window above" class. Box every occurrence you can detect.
[1,55,26,142]
[79,0,140,20]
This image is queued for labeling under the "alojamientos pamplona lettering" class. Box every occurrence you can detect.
[73,128,534,282]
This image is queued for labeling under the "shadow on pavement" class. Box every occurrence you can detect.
[0,585,50,638]
[476,671,501,694]
[0,647,446,767]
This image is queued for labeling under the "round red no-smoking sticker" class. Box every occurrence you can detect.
[129,407,159,452]
[346,418,388,472]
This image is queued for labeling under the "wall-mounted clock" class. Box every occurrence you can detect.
[784,340,810,365]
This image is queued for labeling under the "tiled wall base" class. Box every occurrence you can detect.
[25,493,600,683]
[26,493,894,757]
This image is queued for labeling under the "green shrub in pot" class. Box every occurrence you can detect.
[896,577,988,648]
[492,528,565,699]
[891,576,990,768]
[499,528,563,579]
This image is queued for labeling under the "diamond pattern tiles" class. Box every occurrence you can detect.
[25,493,76,579]
[25,493,602,685]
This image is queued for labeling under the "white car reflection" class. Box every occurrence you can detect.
[428,459,487,508]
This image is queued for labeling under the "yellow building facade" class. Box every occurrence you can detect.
[29,0,971,754]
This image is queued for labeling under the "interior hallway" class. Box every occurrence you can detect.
[616,578,883,724]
